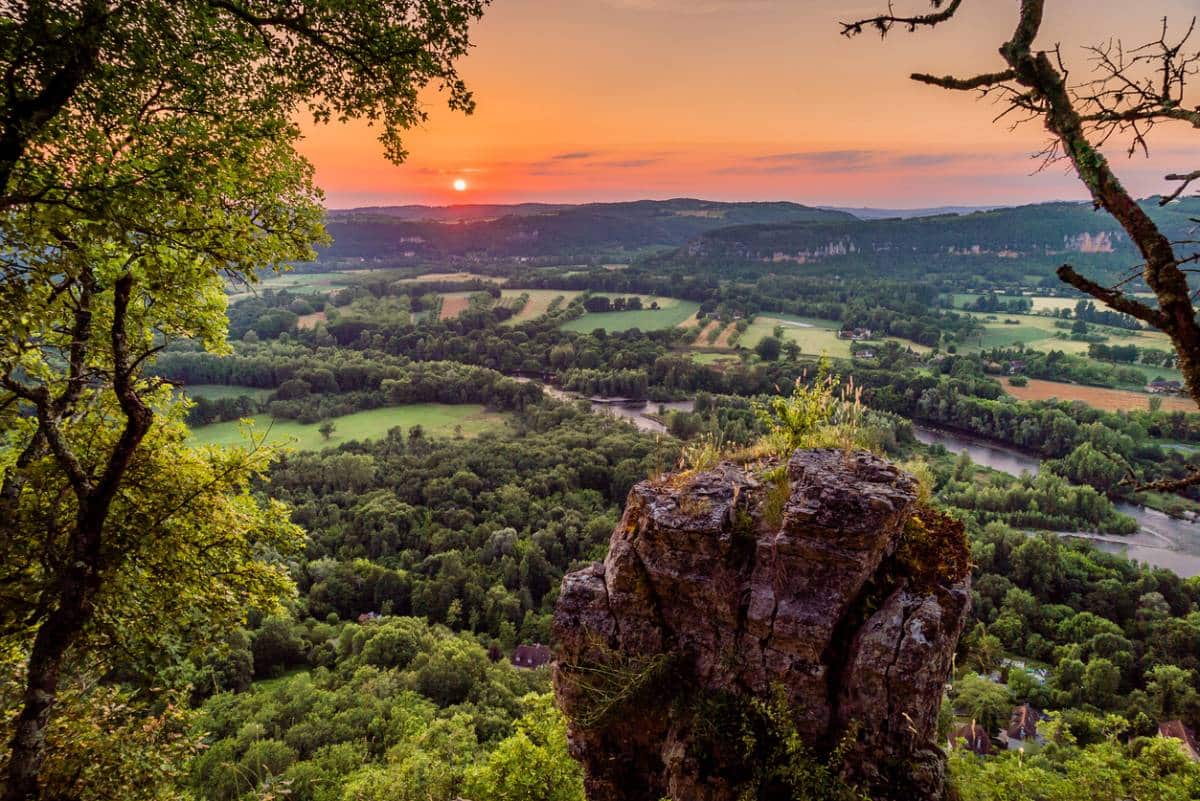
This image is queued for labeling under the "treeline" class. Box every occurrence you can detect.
[160,345,543,425]
[266,405,675,641]
[965,522,1200,735]
[852,359,1200,498]
[188,615,581,801]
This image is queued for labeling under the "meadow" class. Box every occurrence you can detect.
[225,270,382,301]
[183,384,274,401]
[950,293,1080,314]
[189,404,507,450]
[741,314,932,358]
[501,289,584,324]
[1005,378,1196,413]
[397,271,506,284]
[559,296,701,333]
[958,310,1184,383]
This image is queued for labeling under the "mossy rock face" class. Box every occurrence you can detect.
[553,449,971,801]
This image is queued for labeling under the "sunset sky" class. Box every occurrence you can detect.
[299,0,1198,209]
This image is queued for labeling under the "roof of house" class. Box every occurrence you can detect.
[511,643,552,669]
[1159,720,1200,761]
[954,722,992,755]
[1007,703,1040,741]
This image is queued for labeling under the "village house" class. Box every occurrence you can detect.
[998,703,1044,751]
[510,643,553,670]
[838,327,873,341]
[1148,378,1184,395]
[952,721,992,756]
[1158,720,1200,761]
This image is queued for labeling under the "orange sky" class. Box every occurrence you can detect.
[298,0,1199,208]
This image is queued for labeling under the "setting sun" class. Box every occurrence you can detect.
[453,178,467,192]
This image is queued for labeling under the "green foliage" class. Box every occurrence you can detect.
[949,729,1200,801]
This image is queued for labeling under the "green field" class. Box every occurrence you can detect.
[184,384,274,401]
[502,289,584,325]
[559,296,701,333]
[951,293,1079,314]
[956,310,1184,384]
[226,270,393,302]
[190,404,506,450]
[691,351,741,365]
[396,271,506,285]
[742,314,931,358]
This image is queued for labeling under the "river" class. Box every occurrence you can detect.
[536,384,694,435]
[914,424,1200,577]
[530,379,1200,576]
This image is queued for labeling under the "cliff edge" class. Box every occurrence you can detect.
[553,449,972,801]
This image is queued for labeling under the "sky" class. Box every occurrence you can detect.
[298,0,1199,209]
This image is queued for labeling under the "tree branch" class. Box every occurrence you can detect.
[841,0,965,38]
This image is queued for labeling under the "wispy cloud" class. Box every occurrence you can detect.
[719,149,981,175]
[552,151,596,161]
[603,0,774,13]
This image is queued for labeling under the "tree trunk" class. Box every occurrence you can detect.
[3,566,97,801]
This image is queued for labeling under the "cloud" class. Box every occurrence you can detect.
[551,151,597,161]
[720,150,880,175]
[595,158,663,169]
[751,150,877,166]
[717,149,984,175]
[603,0,773,13]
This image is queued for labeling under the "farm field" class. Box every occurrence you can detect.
[296,310,327,329]
[226,270,386,301]
[183,385,274,402]
[742,315,852,358]
[951,293,1079,314]
[559,296,700,333]
[397,271,505,284]
[438,291,477,320]
[742,314,931,358]
[691,351,740,366]
[190,404,507,450]
[1004,378,1196,412]
[961,310,1173,350]
[958,310,1183,383]
[501,289,584,324]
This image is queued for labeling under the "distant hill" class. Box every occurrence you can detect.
[686,199,1200,266]
[318,198,855,261]
[821,204,1011,220]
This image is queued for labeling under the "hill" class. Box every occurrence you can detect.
[685,199,1200,270]
[316,198,855,262]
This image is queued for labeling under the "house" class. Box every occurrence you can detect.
[838,327,874,341]
[1006,361,1027,376]
[511,643,553,670]
[952,721,992,756]
[854,349,876,360]
[999,704,1044,750]
[1148,378,1184,395]
[356,612,380,624]
[1158,720,1200,761]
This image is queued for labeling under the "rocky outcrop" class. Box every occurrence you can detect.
[553,449,971,801]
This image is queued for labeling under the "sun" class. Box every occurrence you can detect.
[453,178,468,192]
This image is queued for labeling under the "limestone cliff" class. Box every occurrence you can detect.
[553,449,971,801]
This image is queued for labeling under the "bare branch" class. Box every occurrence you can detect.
[912,70,1017,90]
[841,0,965,38]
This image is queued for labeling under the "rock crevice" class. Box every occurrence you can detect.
[553,449,971,801]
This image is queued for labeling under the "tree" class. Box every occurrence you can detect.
[843,3,1200,492]
[954,672,1012,734]
[318,420,337,441]
[0,3,489,799]
[755,335,782,361]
